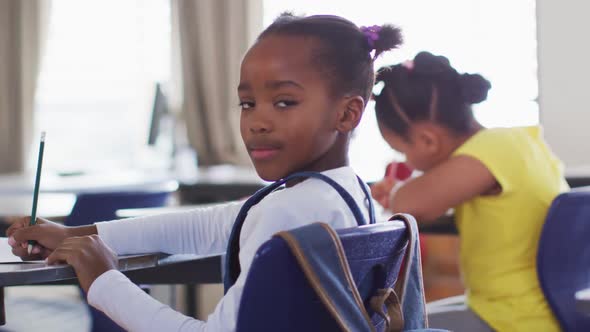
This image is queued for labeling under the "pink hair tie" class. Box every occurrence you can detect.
[360,25,381,49]
[402,60,414,71]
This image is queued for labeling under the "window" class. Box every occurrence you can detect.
[264,0,538,181]
[34,0,171,173]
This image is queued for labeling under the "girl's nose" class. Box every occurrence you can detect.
[248,112,272,134]
[249,121,271,134]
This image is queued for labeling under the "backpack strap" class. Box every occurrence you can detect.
[276,222,376,332]
[224,171,374,293]
[369,213,428,330]
[369,288,403,332]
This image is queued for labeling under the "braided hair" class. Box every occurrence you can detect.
[374,51,491,139]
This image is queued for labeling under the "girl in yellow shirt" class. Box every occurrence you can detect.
[372,51,568,331]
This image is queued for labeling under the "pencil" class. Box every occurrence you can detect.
[27,132,46,255]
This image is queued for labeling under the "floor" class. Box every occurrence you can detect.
[0,286,90,332]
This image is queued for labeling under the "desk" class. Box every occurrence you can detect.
[565,166,590,188]
[0,170,178,195]
[0,194,77,236]
[576,288,590,316]
[0,166,263,205]
[0,253,223,325]
[0,194,75,218]
[177,165,266,204]
[420,215,457,235]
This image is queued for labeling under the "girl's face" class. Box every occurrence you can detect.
[238,35,347,181]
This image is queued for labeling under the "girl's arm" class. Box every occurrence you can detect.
[95,201,244,255]
[6,201,242,259]
[86,258,246,332]
[390,155,497,223]
[45,200,249,332]
[88,269,210,331]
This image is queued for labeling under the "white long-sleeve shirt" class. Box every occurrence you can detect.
[87,166,372,331]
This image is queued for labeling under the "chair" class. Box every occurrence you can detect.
[537,188,590,332]
[65,190,174,226]
[65,188,176,332]
[237,216,411,332]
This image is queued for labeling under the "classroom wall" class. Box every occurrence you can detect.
[537,0,590,168]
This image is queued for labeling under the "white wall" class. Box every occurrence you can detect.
[537,0,590,168]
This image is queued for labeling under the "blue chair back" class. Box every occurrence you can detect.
[65,190,172,226]
[537,189,590,332]
[237,218,408,332]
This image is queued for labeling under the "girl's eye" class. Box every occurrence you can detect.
[275,100,298,108]
[239,101,254,110]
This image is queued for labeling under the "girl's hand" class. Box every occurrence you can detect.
[7,217,71,260]
[370,178,396,209]
[46,235,118,293]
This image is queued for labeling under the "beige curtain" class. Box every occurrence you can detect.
[0,0,51,174]
[171,0,262,166]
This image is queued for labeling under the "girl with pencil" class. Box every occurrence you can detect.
[7,13,402,331]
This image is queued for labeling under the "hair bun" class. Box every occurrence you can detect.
[374,25,402,52]
[413,51,452,76]
[370,25,402,59]
[460,73,491,104]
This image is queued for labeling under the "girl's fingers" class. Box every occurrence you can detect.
[46,247,71,265]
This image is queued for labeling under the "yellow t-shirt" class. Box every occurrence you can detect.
[452,126,569,332]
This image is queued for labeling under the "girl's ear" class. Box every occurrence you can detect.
[417,128,440,154]
[336,96,365,133]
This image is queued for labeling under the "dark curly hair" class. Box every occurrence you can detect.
[374,51,491,139]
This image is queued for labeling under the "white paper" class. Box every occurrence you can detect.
[0,237,43,263]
